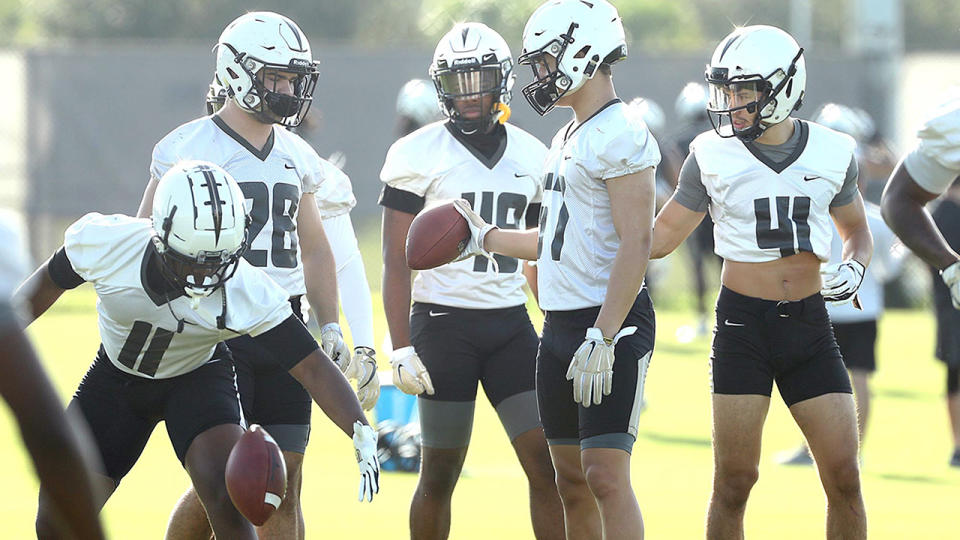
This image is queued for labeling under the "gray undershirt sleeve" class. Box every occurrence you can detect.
[672,152,710,212]
[830,154,860,207]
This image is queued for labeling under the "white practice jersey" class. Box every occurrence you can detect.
[315,161,357,219]
[381,121,546,309]
[826,203,901,323]
[691,121,856,263]
[537,100,661,311]
[903,91,960,195]
[151,116,340,296]
[63,213,292,379]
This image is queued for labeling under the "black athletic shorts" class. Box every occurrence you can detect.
[935,304,960,368]
[537,290,655,444]
[410,302,538,405]
[230,296,311,447]
[832,320,877,372]
[711,286,852,406]
[69,345,241,484]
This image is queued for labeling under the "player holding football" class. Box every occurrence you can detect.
[134,12,378,539]
[379,22,562,539]
[21,162,378,540]
[453,2,660,537]
[650,26,870,538]
[0,214,106,540]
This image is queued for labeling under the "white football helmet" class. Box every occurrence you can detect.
[430,22,515,134]
[518,0,627,115]
[215,11,319,127]
[628,97,666,135]
[812,103,865,140]
[396,78,442,128]
[205,75,227,115]
[151,161,248,300]
[675,82,709,125]
[705,25,805,141]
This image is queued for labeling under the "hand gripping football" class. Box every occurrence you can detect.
[405,201,471,270]
[225,424,287,526]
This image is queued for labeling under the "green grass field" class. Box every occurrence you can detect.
[4,273,958,538]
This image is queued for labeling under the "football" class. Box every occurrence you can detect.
[225,425,287,526]
[406,201,471,270]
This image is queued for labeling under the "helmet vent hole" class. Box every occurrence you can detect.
[573,45,591,59]
[226,67,239,80]
[785,79,793,98]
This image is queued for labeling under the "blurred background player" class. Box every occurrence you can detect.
[137,12,364,539]
[206,73,381,412]
[1,213,106,540]
[929,178,960,466]
[778,102,904,466]
[21,162,379,540]
[395,78,444,137]
[671,82,721,336]
[379,22,562,540]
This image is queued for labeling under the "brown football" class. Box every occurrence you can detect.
[225,425,287,526]
[406,201,471,270]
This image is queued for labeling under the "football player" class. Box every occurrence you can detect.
[135,12,375,539]
[650,26,870,538]
[454,2,660,537]
[21,162,378,540]
[379,22,563,540]
[778,104,903,466]
[881,91,960,309]
[0,214,105,540]
[206,71,381,417]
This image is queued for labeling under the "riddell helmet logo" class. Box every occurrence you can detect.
[452,57,480,67]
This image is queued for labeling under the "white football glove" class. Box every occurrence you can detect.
[820,260,866,306]
[566,326,637,407]
[321,322,357,379]
[390,346,434,396]
[451,199,499,271]
[941,260,960,310]
[352,421,380,502]
[353,346,380,411]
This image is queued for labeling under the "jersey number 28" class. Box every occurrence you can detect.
[239,181,300,269]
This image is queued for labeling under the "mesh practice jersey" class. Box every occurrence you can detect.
[686,121,857,262]
[903,91,960,195]
[151,115,340,296]
[536,100,661,311]
[381,121,546,309]
[63,213,292,379]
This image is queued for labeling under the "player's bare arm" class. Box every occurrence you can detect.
[136,176,160,218]
[651,197,707,259]
[287,347,369,435]
[298,192,339,324]
[15,261,66,323]
[881,163,959,269]
[483,227,539,261]
[381,207,416,348]
[830,193,874,269]
[594,167,656,338]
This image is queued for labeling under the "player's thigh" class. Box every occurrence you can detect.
[789,392,859,467]
[537,313,581,445]
[711,287,776,399]
[228,334,312,454]
[711,394,771,471]
[774,302,853,407]
[70,349,163,484]
[480,308,541,443]
[411,303,483,448]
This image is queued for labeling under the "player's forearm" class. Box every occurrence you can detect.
[841,222,874,269]
[484,228,539,260]
[302,246,339,324]
[882,194,958,269]
[382,262,413,348]
[290,350,369,436]
[595,234,651,338]
[15,265,65,324]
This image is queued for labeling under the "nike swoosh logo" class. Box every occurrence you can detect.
[284,164,296,170]
[724,319,744,327]
[514,173,532,178]
[429,310,450,317]
[803,175,822,181]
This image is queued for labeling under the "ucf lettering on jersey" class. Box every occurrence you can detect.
[537,100,661,311]
[151,116,342,296]
[691,121,856,263]
[381,121,546,309]
[63,213,292,379]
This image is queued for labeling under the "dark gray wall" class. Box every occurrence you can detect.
[27,44,868,225]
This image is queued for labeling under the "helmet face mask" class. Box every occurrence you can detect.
[704,25,806,142]
[151,161,249,300]
[205,76,227,115]
[430,23,515,135]
[517,27,578,116]
[215,12,320,128]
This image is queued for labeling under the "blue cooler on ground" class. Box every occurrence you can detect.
[374,371,421,472]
